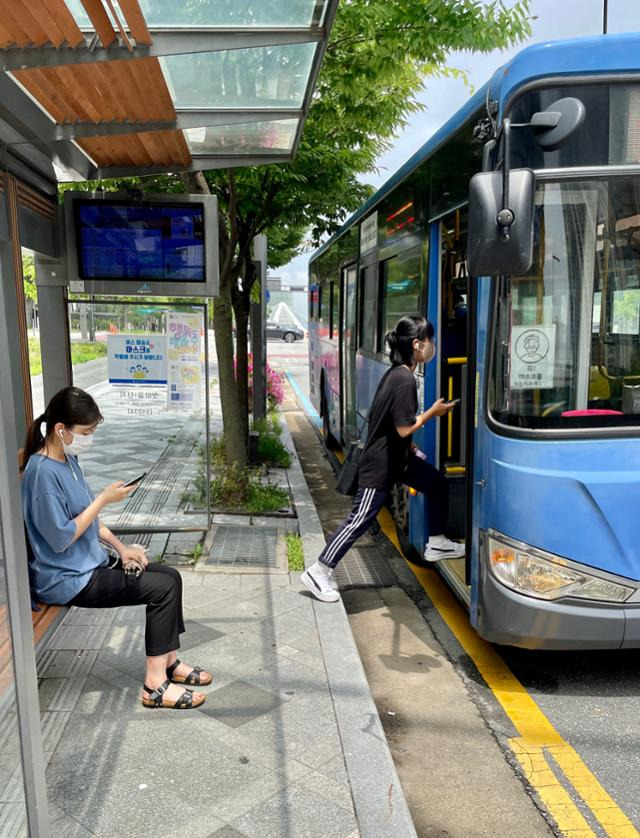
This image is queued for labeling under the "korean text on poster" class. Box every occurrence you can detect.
[108,334,168,384]
[509,325,555,390]
[166,312,203,410]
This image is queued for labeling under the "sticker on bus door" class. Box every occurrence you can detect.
[509,325,556,390]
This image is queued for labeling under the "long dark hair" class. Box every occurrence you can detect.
[384,315,433,366]
[22,386,103,470]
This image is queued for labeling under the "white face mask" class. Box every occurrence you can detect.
[59,428,95,456]
[415,340,436,364]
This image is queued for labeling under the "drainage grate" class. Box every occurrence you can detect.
[206,524,279,567]
[334,545,397,588]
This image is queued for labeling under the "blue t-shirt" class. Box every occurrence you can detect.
[21,454,107,604]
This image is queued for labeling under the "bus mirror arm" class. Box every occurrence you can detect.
[497,118,515,243]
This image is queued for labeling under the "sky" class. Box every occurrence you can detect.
[274,0,640,289]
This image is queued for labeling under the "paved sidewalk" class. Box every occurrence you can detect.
[25,416,416,838]
[42,572,362,838]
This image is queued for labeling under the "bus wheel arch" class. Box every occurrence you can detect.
[320,372,339,450]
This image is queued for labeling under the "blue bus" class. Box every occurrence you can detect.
[308,33,640,650]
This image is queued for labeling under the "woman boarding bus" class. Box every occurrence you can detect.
[302,316,461,602]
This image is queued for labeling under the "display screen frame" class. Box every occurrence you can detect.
[63,191,219,298]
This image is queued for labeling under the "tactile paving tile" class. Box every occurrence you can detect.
[334,545,397,588]
[206,525,279,567]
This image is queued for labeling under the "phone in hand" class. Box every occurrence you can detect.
[122,472,147,489]
[448,398,461,406]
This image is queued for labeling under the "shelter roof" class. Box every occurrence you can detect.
[0,0,337,183]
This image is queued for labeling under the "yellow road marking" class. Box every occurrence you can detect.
[376,506,639,837]
[510,738,594,837]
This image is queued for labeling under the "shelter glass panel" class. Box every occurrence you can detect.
[161,44,316,109]
[186,120,298,156]
[0,519,28,832]
[66,301,211,538]
[132,0,324,27]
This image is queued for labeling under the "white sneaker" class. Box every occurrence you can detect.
[301,564,340,602]
[424,536,465,562]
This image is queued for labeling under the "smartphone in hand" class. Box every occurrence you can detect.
[122,472,147,488]
[448,398,461,406]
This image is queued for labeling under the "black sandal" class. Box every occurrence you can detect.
[166,658,213,686]
[142,679,205,709]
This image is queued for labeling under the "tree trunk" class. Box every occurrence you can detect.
[214,276,247,469]
[233,302,250,449]
[180,169,248,470]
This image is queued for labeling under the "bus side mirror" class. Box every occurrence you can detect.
[467,169,535,277]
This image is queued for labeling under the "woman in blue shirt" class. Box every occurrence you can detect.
[22,386,210,710]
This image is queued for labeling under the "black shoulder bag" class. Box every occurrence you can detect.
[336,420,369,496]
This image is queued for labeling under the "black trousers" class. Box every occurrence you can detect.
[70,564,185,657]
[319,453,449,569]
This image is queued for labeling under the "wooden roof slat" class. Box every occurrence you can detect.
[78,136,112,166]
[47,65,103,122]
[7,1,51,47]
[0,3,33,45]
[46,0,86,49]
[93,61,128,122]
[135,129,168,163]
[0,21,16,48]
[108,61,152,121]
[160,130,191,166]
[129,58,169,121]
[79,0,117,48]
[103,0,133,52]
[75,64,121,122]
[117,0,152,45]
[15,0,66,48]
[144,58,176,117]
[13,68,67,123]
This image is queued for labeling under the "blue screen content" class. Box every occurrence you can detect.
[76,202,205,281]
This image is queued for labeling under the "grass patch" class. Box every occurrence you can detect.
[252,414,292,468]
[286,534,304,571]
[186,412,292,514]
[28,338,107,376]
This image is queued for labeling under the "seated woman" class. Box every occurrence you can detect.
[21,386,211,710]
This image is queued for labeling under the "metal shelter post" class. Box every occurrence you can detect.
[35,255,73,404]
[0,189,51,837]
[251,235,268,421]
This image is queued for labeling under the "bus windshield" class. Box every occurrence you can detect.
[490,177,640,430]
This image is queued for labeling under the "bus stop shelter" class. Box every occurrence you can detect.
[0,2,337,833]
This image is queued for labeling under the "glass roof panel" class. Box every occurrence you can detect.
[67,0,326,30]
[185,119,298,155]
[161,44,316,109]
[65,0,91,27]
[134,0,325,27]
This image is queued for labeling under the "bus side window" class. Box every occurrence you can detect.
[358,264,378,352]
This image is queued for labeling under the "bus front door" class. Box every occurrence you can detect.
[340,265,358,443]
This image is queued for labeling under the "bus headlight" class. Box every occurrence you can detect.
[488,535,634,603]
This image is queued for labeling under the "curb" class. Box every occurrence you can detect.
[281,414,418,838]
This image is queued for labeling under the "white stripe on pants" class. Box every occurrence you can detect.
[319,487,387,569]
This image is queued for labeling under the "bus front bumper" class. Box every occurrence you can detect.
[476,565,640,650]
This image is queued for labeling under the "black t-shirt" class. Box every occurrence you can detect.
[357,365,418,490]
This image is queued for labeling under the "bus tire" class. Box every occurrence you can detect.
[321,392,339,451]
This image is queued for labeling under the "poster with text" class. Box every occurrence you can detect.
[108,334,167,384]
[509,325,556,390]
[166,312,203,410]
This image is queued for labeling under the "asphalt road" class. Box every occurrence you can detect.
[276,338,640,836]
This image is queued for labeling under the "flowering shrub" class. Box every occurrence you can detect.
[235,354,285,409]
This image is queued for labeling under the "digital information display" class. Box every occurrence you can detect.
[75,201,205,282]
